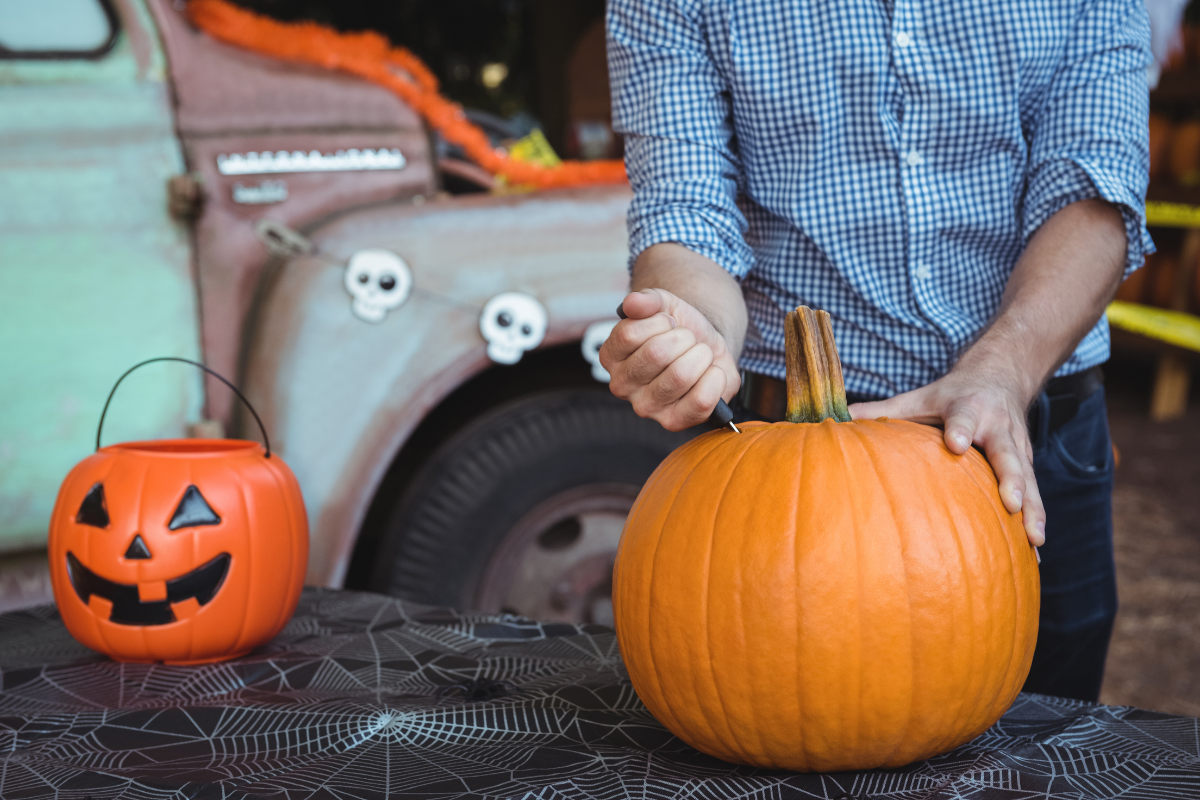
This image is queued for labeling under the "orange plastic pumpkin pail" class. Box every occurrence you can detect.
[48,358,309,664]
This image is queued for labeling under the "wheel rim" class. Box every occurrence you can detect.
[474,483,639,625]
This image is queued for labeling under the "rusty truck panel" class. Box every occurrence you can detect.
[147,0,437,426]
[241,187,632,586]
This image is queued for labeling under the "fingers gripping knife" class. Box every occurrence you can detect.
[615,304,740,433]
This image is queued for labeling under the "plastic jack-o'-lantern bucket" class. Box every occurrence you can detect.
[48,358,309,664]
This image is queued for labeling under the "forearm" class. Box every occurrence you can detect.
[631,243,749,359]
[955,198,1127,405]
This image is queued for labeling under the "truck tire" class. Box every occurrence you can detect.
[369,389,697,623]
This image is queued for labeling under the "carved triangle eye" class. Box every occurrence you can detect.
[76,483,110,528]
[167,485,221,530]
[124,535,152,560]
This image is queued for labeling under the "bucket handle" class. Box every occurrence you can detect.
[96,357,271,458]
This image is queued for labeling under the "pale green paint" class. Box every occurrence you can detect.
[0,5,202,551]
[0,0,114,53]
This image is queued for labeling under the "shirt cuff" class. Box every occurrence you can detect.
[626,205,754,280]
[1022,158,1155,278]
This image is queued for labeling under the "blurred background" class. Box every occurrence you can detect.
[0,0,1198,719]
[235,0,616,162]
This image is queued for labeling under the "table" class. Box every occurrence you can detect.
[0,588,1197,799]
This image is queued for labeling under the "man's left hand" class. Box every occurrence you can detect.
[849,368,1045,547]
[846,198,1128,550]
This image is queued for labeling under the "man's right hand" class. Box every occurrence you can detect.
[600,288,741,432]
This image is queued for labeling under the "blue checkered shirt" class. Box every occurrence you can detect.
[609,0,1154,397]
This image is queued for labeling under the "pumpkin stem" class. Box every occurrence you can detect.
[784,306,852,424]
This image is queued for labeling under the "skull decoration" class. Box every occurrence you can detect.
[344,249,413,323]
[581,319,618,382]
[48,439,308,664]
[479,292,548,365]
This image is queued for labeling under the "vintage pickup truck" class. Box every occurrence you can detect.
[0,0,692,623]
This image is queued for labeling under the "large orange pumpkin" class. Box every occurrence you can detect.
[613,307,1039,772]
[48,359,308,664]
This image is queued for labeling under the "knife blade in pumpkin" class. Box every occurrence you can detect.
[615,303,739,432]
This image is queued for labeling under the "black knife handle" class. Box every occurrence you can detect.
[709,398,736,429]
[615,302,736,431]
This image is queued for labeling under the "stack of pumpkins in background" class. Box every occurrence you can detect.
[1116,20,1200,310]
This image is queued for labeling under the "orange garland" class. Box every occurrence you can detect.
[186,0,628,190]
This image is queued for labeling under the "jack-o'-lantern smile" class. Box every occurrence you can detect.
[66,552,230,626]
[64,479,232,626]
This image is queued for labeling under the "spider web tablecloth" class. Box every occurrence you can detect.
[0,588,1196,800]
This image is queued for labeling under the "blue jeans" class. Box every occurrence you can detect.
[1021,386,1117,702]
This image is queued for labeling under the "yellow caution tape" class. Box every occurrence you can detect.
[1145,201,1200,229]
[1108,300,1200,352]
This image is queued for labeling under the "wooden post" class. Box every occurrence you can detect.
[1149,228,1200,421]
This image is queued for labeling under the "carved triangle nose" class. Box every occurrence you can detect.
[124,535,152,560]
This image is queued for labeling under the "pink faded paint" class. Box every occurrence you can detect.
[113,0,155,78]
[146,0,436,425]
[149,0,423,134]
[239,187,632,586]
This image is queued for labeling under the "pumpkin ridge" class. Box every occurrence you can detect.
[184,458,200,661]
[791,424,812,769]
[267,460,297,642]
[924,434,984,758]
[269,457,307,643]
[261,460,292,640]
[227,461,253,660]
[675,432,761,760]
[746,426,808,764]
[955,450,1032,753]
[614,452,668,722]
[852,423,917,767]
[957,451,1037,727]
[936,443,993,753]
[839,422,868,763]
[638,443,699,743]
[635,433,728,745]
[128,457,153,657]
[900,437,958,761]
[938,449,985,754]
[961,472,1011,746]
[701,432,769,764]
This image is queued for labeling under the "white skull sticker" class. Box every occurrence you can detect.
[479,292,548,365]
[344,249,413,323]
[581,319,618,382]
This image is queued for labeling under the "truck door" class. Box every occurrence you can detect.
[0,1,202,556]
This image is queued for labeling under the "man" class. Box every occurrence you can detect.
[600,0,1152,702]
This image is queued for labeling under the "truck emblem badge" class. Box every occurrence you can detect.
[581,319,618,382]
[217,148,406,176]
[232,180,288,204]
[344,249,413,324]
[479,293,547,365]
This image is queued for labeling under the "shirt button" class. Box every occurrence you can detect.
[905,151,925,167]
[895,31,912,48]
[914,263,933,281]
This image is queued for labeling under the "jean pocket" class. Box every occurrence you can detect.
[1048,389,1113,480]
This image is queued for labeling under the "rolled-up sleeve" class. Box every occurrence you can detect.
[607,0,752,278]
[1022,0,1155,275]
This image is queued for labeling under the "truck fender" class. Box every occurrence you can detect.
[240,186,633,587]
